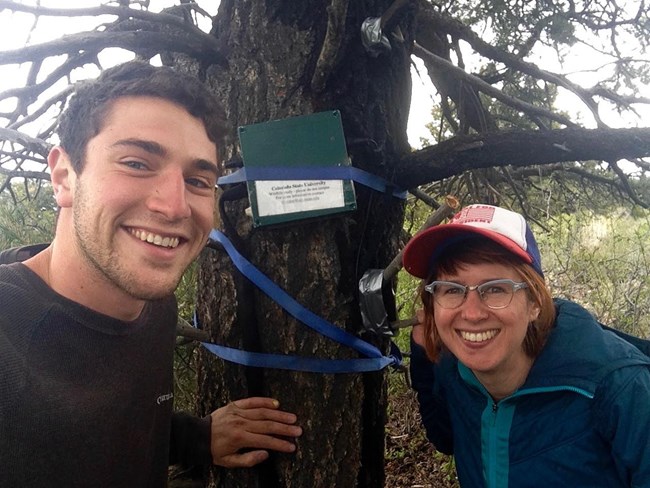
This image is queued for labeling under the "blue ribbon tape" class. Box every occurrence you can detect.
[217,166,407,199]
[196,229,401,373]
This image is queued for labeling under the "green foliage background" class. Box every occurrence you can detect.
[539,208,650,337]
[0,182,54,250]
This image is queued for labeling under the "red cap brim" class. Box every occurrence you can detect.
[402,224,534,279]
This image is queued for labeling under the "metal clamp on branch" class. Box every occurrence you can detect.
[359,195,459,336]
[361,0,414,56]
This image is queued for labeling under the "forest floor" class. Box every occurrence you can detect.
[384,375,458,488]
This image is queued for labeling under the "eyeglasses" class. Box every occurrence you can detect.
[424,279,529,310]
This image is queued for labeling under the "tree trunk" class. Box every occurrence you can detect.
[194,1,413,486]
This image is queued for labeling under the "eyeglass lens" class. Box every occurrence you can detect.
[427,280,526,309]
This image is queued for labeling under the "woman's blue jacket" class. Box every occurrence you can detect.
[410,299,650,487]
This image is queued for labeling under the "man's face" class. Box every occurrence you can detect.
[67,96,218,303]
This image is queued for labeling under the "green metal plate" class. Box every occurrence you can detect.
[239,110,357,227]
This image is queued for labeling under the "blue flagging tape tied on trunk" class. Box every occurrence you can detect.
[217,166,408,200]
[196,229,402,373]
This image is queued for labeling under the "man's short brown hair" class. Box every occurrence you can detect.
[57,60,229,173]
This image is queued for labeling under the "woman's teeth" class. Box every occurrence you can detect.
[460,329,498,343]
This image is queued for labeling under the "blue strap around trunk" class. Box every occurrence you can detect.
[200,342,396,373]
[197,229,401,373]
[217,166,408,199]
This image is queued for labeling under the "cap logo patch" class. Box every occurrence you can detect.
[454,205,496,224]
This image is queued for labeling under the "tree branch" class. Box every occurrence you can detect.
[0,128,51,157]
[379,0,415,33]
[0,166,50,181]
[395,127,650,189]
[311,0,349,93]
[7,87,73,132]
[0,1,217,54]
[0,29,225,66]
[412,42,576,128]
[607,159,645,206]
[414,1,611,127]
[177,317,210,342]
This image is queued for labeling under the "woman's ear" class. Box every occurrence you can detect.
[48,146,75,208]
[529,304,541,322]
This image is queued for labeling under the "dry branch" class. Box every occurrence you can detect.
[414,1,607,126]
[396,127,650,189]
[0,128,51,157]
[0,29,223,66]
[311,0,349,93]
[383,195,458,280]
[0,167,50,180]
[412,42,576,128]
[0,1,216,51]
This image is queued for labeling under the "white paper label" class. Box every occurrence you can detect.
[255,180,345,217]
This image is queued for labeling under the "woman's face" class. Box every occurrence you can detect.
[433,261,540,385]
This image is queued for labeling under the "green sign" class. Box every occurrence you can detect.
[239,110,357,227]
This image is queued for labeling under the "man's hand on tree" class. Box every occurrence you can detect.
[210,397,302,468]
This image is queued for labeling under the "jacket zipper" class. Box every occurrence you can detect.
[486,401,500,488]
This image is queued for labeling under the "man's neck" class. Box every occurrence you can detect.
[24,241,146,322]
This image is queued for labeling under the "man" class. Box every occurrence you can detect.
[0,61,301,487]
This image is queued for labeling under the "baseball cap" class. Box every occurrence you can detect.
[402,204,543,278]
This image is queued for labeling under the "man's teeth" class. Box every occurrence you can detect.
[131,229,180,248]
[460,329,498,343]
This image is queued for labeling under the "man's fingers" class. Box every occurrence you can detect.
[209,397,302,467]
[243,420,302,438]
[222,424,301,450]
[231,397,281,410]
[237,432,298,453]
[228,398,299,424]
[215,433,297,467]
[219,450,270,468]
[233,407,298,424]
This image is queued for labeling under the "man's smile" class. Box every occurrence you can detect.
[128,228,181,249]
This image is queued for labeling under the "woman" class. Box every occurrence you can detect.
[402,204,650,487]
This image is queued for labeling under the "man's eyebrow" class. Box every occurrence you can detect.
[194,159,219,178]
[111,138,218,176]
[111,138,166,156]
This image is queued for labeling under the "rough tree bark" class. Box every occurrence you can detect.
[194,1,413,487]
